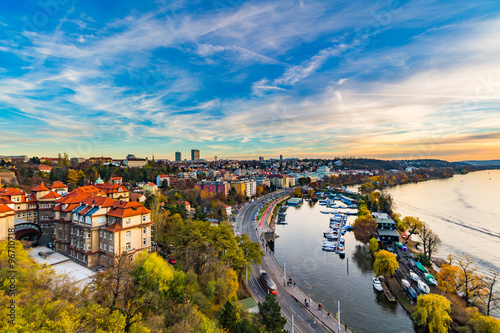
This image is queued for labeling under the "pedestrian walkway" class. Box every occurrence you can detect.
[256,197,350,333]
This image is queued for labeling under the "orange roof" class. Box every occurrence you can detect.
[37,165,53,170]
[107,201,151,218]
[82,196,115,208]
[62,203,80,212]
[0,197,13,205]
[50,181,67,189]
[0,205,15,214]
[31,182,50,192]
[158,174,169,178]
[147,182,156,186]
[104,220,153,233]
[0,188,25,196]
[39,191,61,200]
[111,176,122,180]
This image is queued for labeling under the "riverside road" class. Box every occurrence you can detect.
[235,191,350,333]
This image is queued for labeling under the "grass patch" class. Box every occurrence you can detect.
[0,168,13,173]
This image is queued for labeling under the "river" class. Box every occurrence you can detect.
[273,170,499,332]
[273,202,421,333]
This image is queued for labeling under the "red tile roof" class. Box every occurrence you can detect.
[31,182,50,192]
[0,205,14,214]
[39,191,61,200]
[0,197,13,205]
[50,181,67,189]
[0,188,25,196]
[107,201,151,218]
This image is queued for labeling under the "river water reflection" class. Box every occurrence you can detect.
[273,200,422,333]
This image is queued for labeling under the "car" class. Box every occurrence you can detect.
[168,257,176,264]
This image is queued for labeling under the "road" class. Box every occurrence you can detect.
[235,192,331,333]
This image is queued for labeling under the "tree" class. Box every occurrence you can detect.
[258,293,286,333]
[418,222,441,263]
[436,264,460,293]
[256,185,264,196]
[373,250,399,277]
[236,318,259,333]
[352,215,378,243]
[401,216,423,240]
[292,187,302,198]
[368,237,379,253]
[237,233,263,267]
[456,255,486,307]
[92,252,173,332]
[219,301,238,332]
[480,273,499,316]
[468,308,500,333]
[413,294,452,333]
[359,182,374,195]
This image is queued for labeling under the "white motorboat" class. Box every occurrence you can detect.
[322,241,336,251]
[372,278,383,292]
[401,279,410,289]
[409,271,420,282]
[418,280,430,294]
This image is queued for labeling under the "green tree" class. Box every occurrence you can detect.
[236,318,260,333]
[402,216,423,240]
[237,233,263,267]
[468,308,500,333]
[352,215,378,243]
[219,300,239,332]
[413,294,452,333]
[373,250,399,277]
[369,237,379,253]
[258,293,287,333]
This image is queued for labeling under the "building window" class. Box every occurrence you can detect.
[28,212,32,217]
[17,205,20,210]
[126,231,131,238]
[143,238,146,246]
[34,212,37,216]
[143,227,146,234]
[126,242,131,250]
[87,243,91,251]
[100,230,102,237]
[104,244,107,251]
[142,215,146,222]
[109,245,113,252]
[87,231,91,238]
[100,242,103,250]
[104,233,107,239]
[126,218,131,225]
[129,255,133,262]
[109,233,113,241]
[17,213,20,218]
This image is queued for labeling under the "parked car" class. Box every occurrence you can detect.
[168,257,176,265]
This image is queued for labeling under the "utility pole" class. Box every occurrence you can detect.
[284,262,286,286]
[338,301,341,333]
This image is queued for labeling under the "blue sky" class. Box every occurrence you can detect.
[1,0,500,161]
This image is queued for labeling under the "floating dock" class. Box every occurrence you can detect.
[287,198,303,206]
[380,280,396,302]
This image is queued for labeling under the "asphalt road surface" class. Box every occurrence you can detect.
[235,192,330,333]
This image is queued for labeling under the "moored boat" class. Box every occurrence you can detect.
[408,286,418,300]
[401,279,410,289]
[372,277,383,292]
[418,280,430,294]
[409,271,420,282]
[426,274,438,286]
[416,262,429,273]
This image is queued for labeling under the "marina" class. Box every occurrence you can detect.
[275,197,417,333]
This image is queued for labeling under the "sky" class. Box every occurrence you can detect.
[0,0,500,161]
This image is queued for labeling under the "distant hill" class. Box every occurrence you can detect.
[456,159,500,166]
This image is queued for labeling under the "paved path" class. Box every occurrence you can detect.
[237,192,351,333]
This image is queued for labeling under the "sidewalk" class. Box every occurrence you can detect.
[256,197,351,333]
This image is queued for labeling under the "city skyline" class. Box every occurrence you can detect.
[1,1,500,161]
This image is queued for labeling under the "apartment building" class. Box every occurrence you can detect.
[196,181,230,196]
[0,204,15,241]
[53,188,153,267]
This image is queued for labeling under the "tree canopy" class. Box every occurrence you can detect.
[373,250,399,277]
[413,294,452,333]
